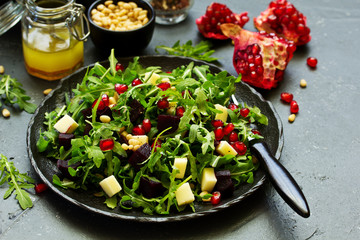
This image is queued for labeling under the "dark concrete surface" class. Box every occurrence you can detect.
[0,0,359,239]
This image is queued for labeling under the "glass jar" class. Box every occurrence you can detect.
[0,0,26,36]
[22,0,90,81]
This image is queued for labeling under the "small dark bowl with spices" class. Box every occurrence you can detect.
[87,0,155,55]
[149,0,194,25]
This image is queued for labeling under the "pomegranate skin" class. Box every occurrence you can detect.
[254,0,311,46]
[196,2,249,40]
[221,23,296,89]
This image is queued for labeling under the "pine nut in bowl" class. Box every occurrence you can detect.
[87,0,155,55]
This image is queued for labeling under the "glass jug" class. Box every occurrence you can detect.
[22,0,90,81]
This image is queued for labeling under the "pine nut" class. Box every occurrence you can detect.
[100,115,111,123]
[121,143,129,150]
[0,65,4,74]
[300,79,307,88]
[43,88,52,95]
[2,108,10,118]
[288,114,296,123]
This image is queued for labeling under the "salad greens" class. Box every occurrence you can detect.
[0,74,37,114]
[155,40,219,62]
[0,154,35,209]
[37,50,267,215]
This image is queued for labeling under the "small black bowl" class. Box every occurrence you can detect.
[87,0,155,55]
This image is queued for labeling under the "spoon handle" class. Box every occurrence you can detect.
[250,142,310,218]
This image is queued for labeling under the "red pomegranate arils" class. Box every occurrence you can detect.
[115,62,125,71]
[229,131,238,142]
[280,92,293,103]
[92,94,109,110]
[196,2,249,40]
[157,98,169,109]
[151,139,162,152]
[231,141,247,155]
[228,103,239,111]
[100,138,114,151]
[115,83,128,94]
[214,127,225,141]
[307,57,318,68]
[157,82,171,91]
[132,125,146,135]
[211,191,221,205]
[290,100,299,114]
[34,183,48,194]
[142,119,151,133]
[176,106,185,117]
[132,78,143,86]
[240,108,250,117]
[211,119,224,128]
[223,123,235,135]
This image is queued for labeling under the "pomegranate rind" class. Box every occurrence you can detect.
[221,23,296,89]
[254,0,311,46]
[196,3,249,40]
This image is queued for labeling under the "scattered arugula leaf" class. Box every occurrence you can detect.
[0,75,37,114]
[155,40,219,62]
[0,154,35,209]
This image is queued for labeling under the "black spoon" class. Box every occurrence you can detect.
[231,96,310,218]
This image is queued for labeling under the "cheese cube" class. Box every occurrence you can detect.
[145,72,160,85]
[174,157,188,179]
[53,114,79,134]
[175,182,195,206]
[214,104,228,123]
[216,141,238,156]
[201,168,217,192]
[99,175,122,198]
[131,135,148,145]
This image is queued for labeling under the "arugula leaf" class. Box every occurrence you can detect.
[0,75,37,113]
[0,154,35,209]
[155,40,219,62]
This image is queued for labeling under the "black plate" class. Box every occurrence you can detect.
[27,56,283,222]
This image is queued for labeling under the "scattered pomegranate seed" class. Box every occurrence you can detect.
[34,183,48,194]
[290,100,299,114]
[157,82,171,91]
[240,108,250,117]
[114,83,128,94]
[211,119,224,128]
[223,123,235,135]
[142,119,151,133]
[251,129,262,136]
[115,62,125,71]
[231,141,247,155]
[99,138,114,151]
[229,131,238,142]
[214,127,225,141]
[211,191,221,205]
[280,92,293,103]
[181,90,193,98]
[157,98,169,109]
[228,103,239,111]
[131,78,143,86]
[151,139,162,151]
[92,94,109,110]
[132,125,146,135]
[307,57,318,68]
[176,106,185,117]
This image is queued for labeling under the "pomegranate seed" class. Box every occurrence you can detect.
[228,103,239,111]
[211,119,224,128]
[214,127,225,140]
[228,131,238,142]
[157,82,171,91]
[101,94,109,106]
[280,92,293,103]
[34,183,48,194]
[240,108,250,117]
[176,106,185,117]
[211,191,221,205]
[132,78,142,86]
[157,98,169,109]
[132,125,146,135]
[142,119,151,133]
[100,138,114,151]
[223,123,235,135]
[115,62,125,72]
[114,83,128,94]
[151,139,162,151]
[290,100,299,114]
[92,94,109,110]
[307,57,318,68]
[231,141,247,155]
[251,129,262,135]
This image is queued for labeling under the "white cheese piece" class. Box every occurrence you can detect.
[201,168,217,192]
[214,104,228,123]
[99,175,122,198]
[175,182,195,206]
[216,140,238,156]
[131,135,148,145]
[174,157,188,179]
[145,72,160,85]
[53,114,79,134]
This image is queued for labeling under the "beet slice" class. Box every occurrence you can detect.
[57,159,81,179]
[214,170,234,198]
[58,133,75,150]
[129,99,144,123]
[128,143,151,170]
[139,176,165,198]
[157,114,180,133]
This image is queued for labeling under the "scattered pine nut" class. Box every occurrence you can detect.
[288,114,296,123]
[300,79,307,88]
[2,108,10,118]
[0,65,4,74]
[121,143,129,150]
[100,115,111,123]
[43,88,52,95]
[199,191,211,202]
